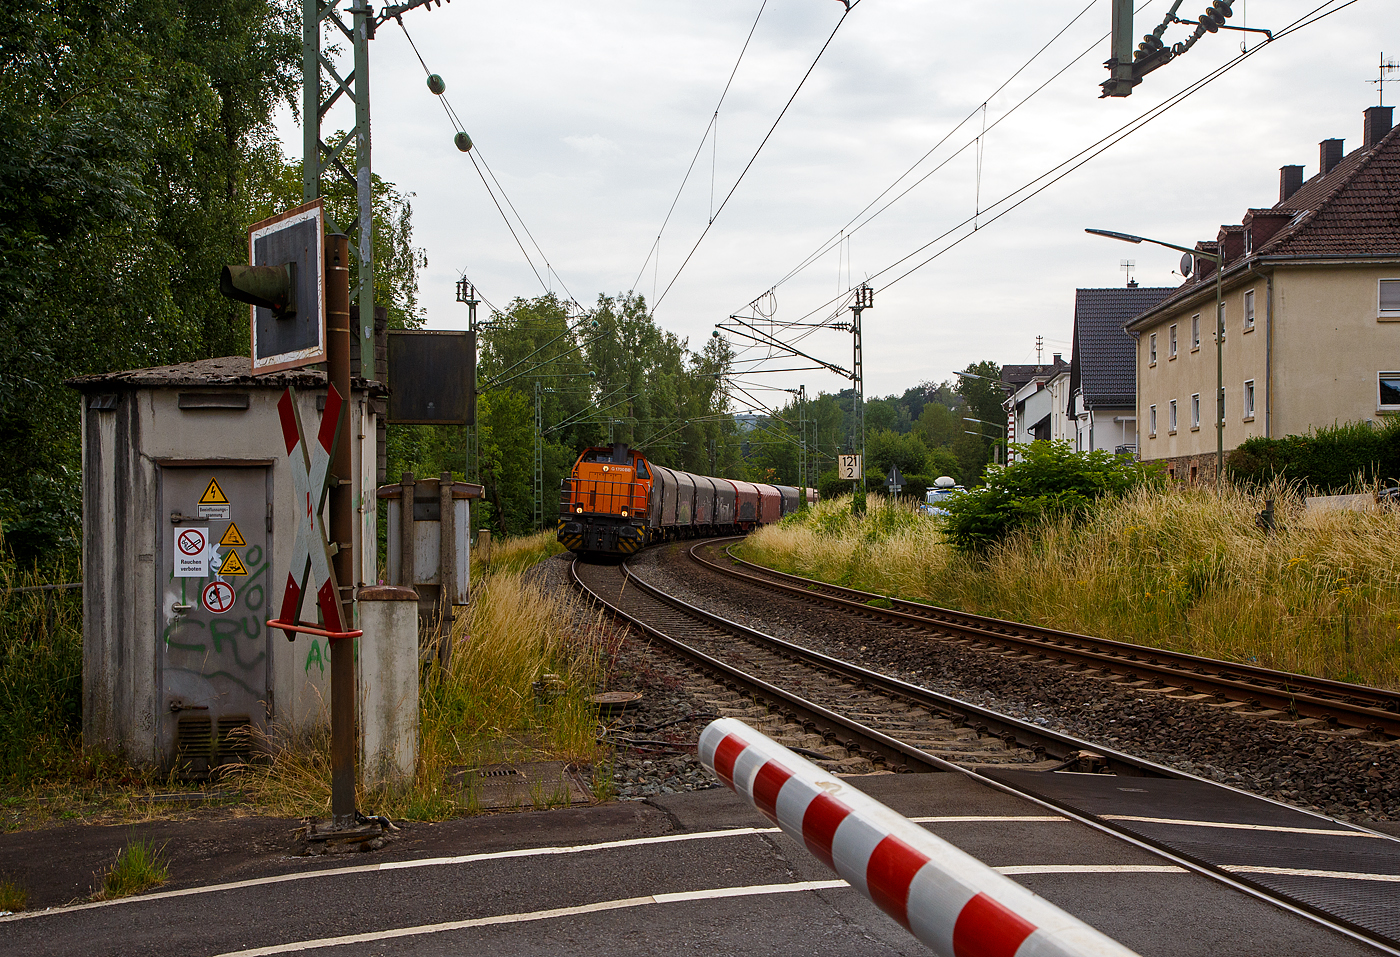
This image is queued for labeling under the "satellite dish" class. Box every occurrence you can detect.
[1180,253,1194,278]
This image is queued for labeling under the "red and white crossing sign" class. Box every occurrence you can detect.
[202,580,236,615]
[274,384,347,639]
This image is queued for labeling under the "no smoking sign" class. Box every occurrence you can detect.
[174,527,211,577]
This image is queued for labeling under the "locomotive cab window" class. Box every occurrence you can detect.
[634,459,649,479]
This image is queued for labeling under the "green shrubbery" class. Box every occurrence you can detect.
[941,441,1156,554]
[1228,419,1400,493]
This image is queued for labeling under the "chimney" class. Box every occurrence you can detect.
[1279,165,1304,202]
[1320,138,1344,175]
[1365,106,1394,149]
[1052,353,1062,364]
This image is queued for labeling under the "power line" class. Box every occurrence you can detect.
[396,20,580,308]
[737,0,1360,350]
[651,0,862,312]
[632,0,770,295]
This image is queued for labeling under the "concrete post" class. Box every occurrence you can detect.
[398,472,415,588]
[437,472,455,667]
[358,585,420,787]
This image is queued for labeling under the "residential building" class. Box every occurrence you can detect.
[1066,286,1175,455]
[1125,106,1399,480]
[1001,355,1069,461]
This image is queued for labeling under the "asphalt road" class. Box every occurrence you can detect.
[1,772,1386,956]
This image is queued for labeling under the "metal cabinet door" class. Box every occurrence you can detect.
[159,466,272,773]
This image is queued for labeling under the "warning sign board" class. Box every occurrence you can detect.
[174,527,210,577]
[217,550,249,576]
[200,477,230,505]
[202,580,235,614]
[219,523,247,547]
[198,477,231,519]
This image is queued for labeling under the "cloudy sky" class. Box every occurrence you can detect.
[275,0,1392,408]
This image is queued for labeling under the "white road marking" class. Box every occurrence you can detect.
[210,881,850,957]
[1225,865,1400,883]
[207,866,1190,957]
[2,815,1086,923]
[1101,815,1391,838]
[910,815,1067,823]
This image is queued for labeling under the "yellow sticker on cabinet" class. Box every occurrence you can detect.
[219,522,247,547]
[199,477,230,505]
[217,550,249,576]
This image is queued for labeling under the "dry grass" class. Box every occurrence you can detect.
[231,564,610,820]
[470,529,565,581]
[743,485,1400,690]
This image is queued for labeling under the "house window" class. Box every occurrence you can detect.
[1191,393,1201,430]
[1169,324,1178,358]
[1380,280,1400,319]
[1149,333,1157,365]
[1191,314,1200,350]
[1169,399,1178,432]
[1243,379,1255,420]
[1149,405,1157,436]
[1243,289,1255,331]
[1380,373,1400,409]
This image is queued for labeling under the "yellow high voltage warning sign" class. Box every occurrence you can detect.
[217,550,249,576]
[200,477,230,505]
[219,523,247,547]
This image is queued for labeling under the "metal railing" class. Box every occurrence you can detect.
[559,474,649,519]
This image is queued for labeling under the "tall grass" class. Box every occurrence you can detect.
[234,564,610,819]
[0,558,84,787]
[470,529,565,580]
[93,834,169,900]
[743,486,1400,689]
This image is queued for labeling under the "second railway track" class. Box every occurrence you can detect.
[689,537,1400,740]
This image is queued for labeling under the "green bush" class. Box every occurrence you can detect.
[941,441,1154,554]
[1228,419,1400,493]
[817,468,850,500]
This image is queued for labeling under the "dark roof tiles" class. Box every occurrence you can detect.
[1071,287,1174,409]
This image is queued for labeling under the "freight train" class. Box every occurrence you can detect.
[556,443,814,556]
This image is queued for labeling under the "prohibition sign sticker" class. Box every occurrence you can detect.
[202,580,236,615]
[174,527,210,578]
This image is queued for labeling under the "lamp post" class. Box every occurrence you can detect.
[1086,228,1224,490]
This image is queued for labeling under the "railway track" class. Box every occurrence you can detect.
[690,537,1400,740]
[572,541,1400,955]
[572,554,1179,780]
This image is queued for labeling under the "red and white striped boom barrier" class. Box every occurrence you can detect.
[700,718,1141,957]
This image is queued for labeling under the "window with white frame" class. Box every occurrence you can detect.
[1243,379,1255,419]
[1149,333,1157,364]
[1243,289,1255,331]
[1169,324,1178,357]
[1149,405,1157,436]
[1169,399,1178,432]
[1191,314,1200,350]
[1380,372,1400,409]
[1191,393,1201,429]
[1381,280,1400,319]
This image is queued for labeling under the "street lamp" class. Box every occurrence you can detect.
[1086,228,1224,490]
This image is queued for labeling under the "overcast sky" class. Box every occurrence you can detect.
[274,0,1393,408]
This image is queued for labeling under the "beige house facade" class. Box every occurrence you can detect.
[1126,107,1400,479]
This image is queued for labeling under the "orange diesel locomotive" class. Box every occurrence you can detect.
[556,444,813,556]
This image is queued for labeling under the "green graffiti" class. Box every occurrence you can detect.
[163,617,207,653]
[305,638,324,675]
[209,618,267,671]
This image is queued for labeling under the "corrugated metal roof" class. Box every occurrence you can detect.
[67,356,382,393]
[1070,287,1174,410]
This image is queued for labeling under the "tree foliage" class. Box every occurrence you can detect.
[941,441,1155,555]
[0,0,300,565]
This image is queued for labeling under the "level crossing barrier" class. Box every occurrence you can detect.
[700,718,1141,957]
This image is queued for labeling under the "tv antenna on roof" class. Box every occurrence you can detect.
[1371,52,1400,107]
[1121,259,1136,287]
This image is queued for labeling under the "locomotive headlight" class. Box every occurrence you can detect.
[576,507,583,513]
[621,510,628,517]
